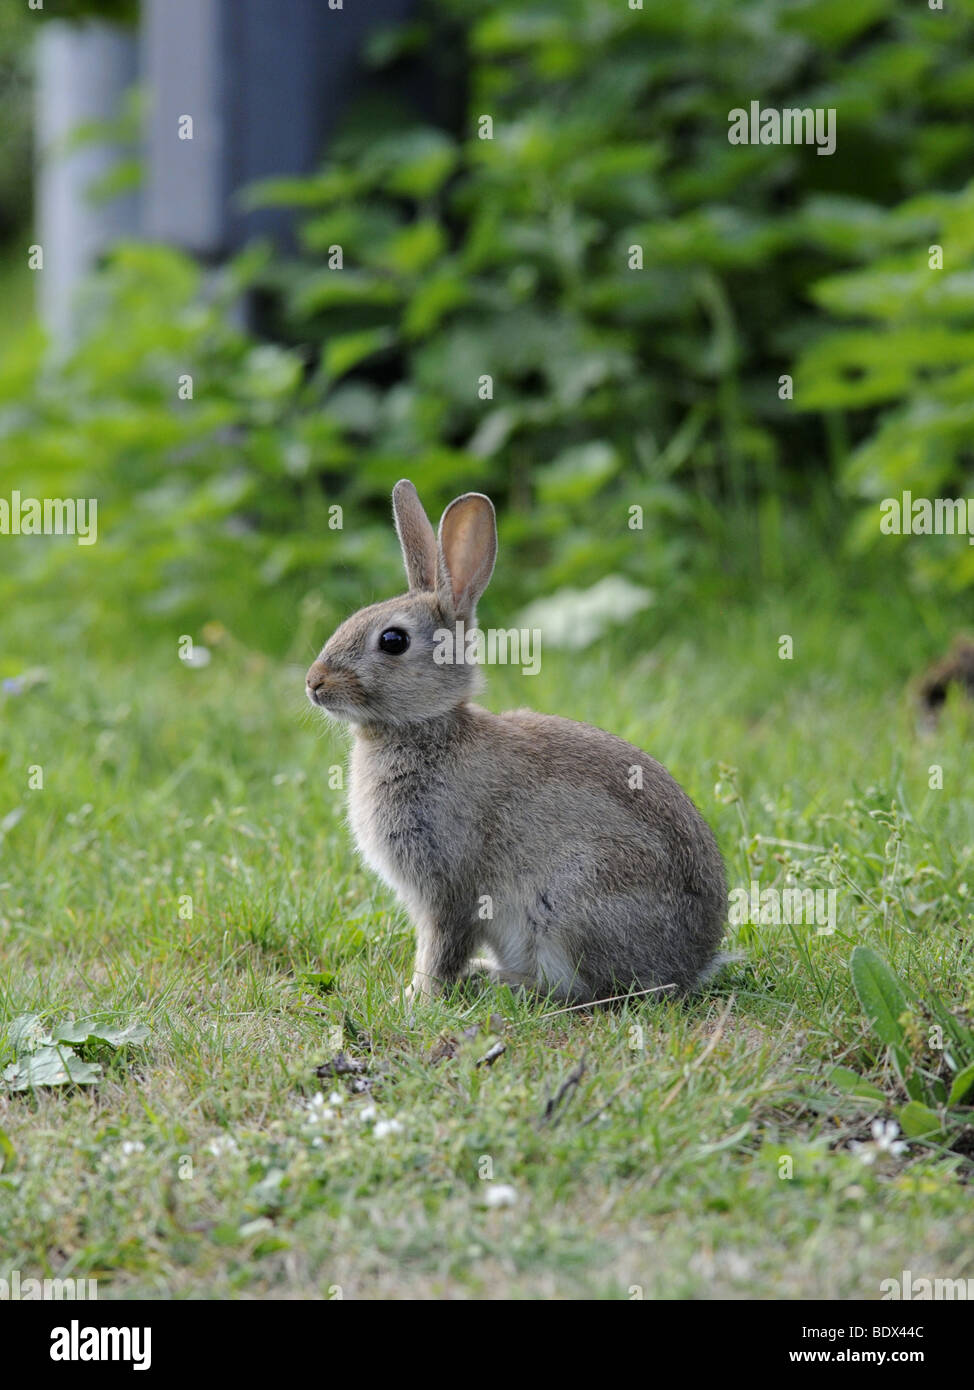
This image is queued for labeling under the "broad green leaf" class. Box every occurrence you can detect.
[241,169,362,209]
[781,0,891,47]
[8,1014,50,1053]
[52,1021,150,1049]
[299,971,337,996]
[536,442,619,505]
[948,1061,974,1107]
[237,345,303,401]
[292,270,400,317]
[324,328,396,379]
[3,1046,102,1091]
[376,220,445,276]
[850,946,908,1047]
[299,206,401,257]
[898,1101,945,1139]
[403,268,470,338]
[366,129,457,200]
[826,1065,886,1103]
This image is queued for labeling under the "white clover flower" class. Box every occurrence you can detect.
[359,1104,377,1123]
[872,1119,909,1155]
[207,1135,238,1157]
[482,1184,518,1208]
[372,1119,404,1139]
[100,1139,146,1168]
[298,1092,336,1124]
[850,1119,909,1165]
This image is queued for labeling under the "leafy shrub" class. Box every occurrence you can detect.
[0,5,34,244]
[4,0,974,653]
[0,244,351,653]
[795,181,974,593]
[246,0,974,606]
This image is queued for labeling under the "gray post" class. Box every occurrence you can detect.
[35,19,140,346]
[141,0,417,258]
[140,0,223,254]
[34,0,420,338]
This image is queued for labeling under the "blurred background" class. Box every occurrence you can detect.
[1,0,973,664]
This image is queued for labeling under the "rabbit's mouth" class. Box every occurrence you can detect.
[307,685,364,720]
[305,660,367,719]
[311,693,363,721]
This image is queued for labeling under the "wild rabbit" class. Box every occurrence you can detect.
[306,480,727,1004]
[917,635,974,727]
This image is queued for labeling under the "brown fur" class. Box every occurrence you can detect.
[918,636,974,722]
[306,482,728,1004]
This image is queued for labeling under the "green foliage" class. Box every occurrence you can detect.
[796,182,974,593]
[0,244,356,650]
[2,1012,149,1091]
[0,5,34,243]
[5,0,974,646]
[848,946,974,1146]
[248,0,974,609]
[1,577,971,1293]
[851,945,909,1048]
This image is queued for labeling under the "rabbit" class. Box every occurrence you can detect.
[916,634,974,729]
[305,479,728,1005]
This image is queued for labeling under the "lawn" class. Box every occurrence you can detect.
[1,561,972,1299]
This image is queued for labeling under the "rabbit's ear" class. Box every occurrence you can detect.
[436,493,497,619]
[392,479,437,592]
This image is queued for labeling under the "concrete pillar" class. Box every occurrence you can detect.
[141,0,417,257]
[35,19,140,345]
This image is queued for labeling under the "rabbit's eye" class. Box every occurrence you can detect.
[378,627,410,655]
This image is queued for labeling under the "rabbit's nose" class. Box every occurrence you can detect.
[305,659,332,699]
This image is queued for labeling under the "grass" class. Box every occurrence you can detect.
[1,563,973,1299]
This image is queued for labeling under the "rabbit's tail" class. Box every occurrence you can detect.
[693,949,745,990]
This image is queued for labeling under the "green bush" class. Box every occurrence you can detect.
[795,180,974,592]
[4,0,974,654]
[0,6,34,245]
[0,245,339,653]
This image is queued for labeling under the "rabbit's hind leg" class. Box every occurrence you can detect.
[465,956,535,991]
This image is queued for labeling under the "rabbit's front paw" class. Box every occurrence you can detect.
[404,972,437,1005]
